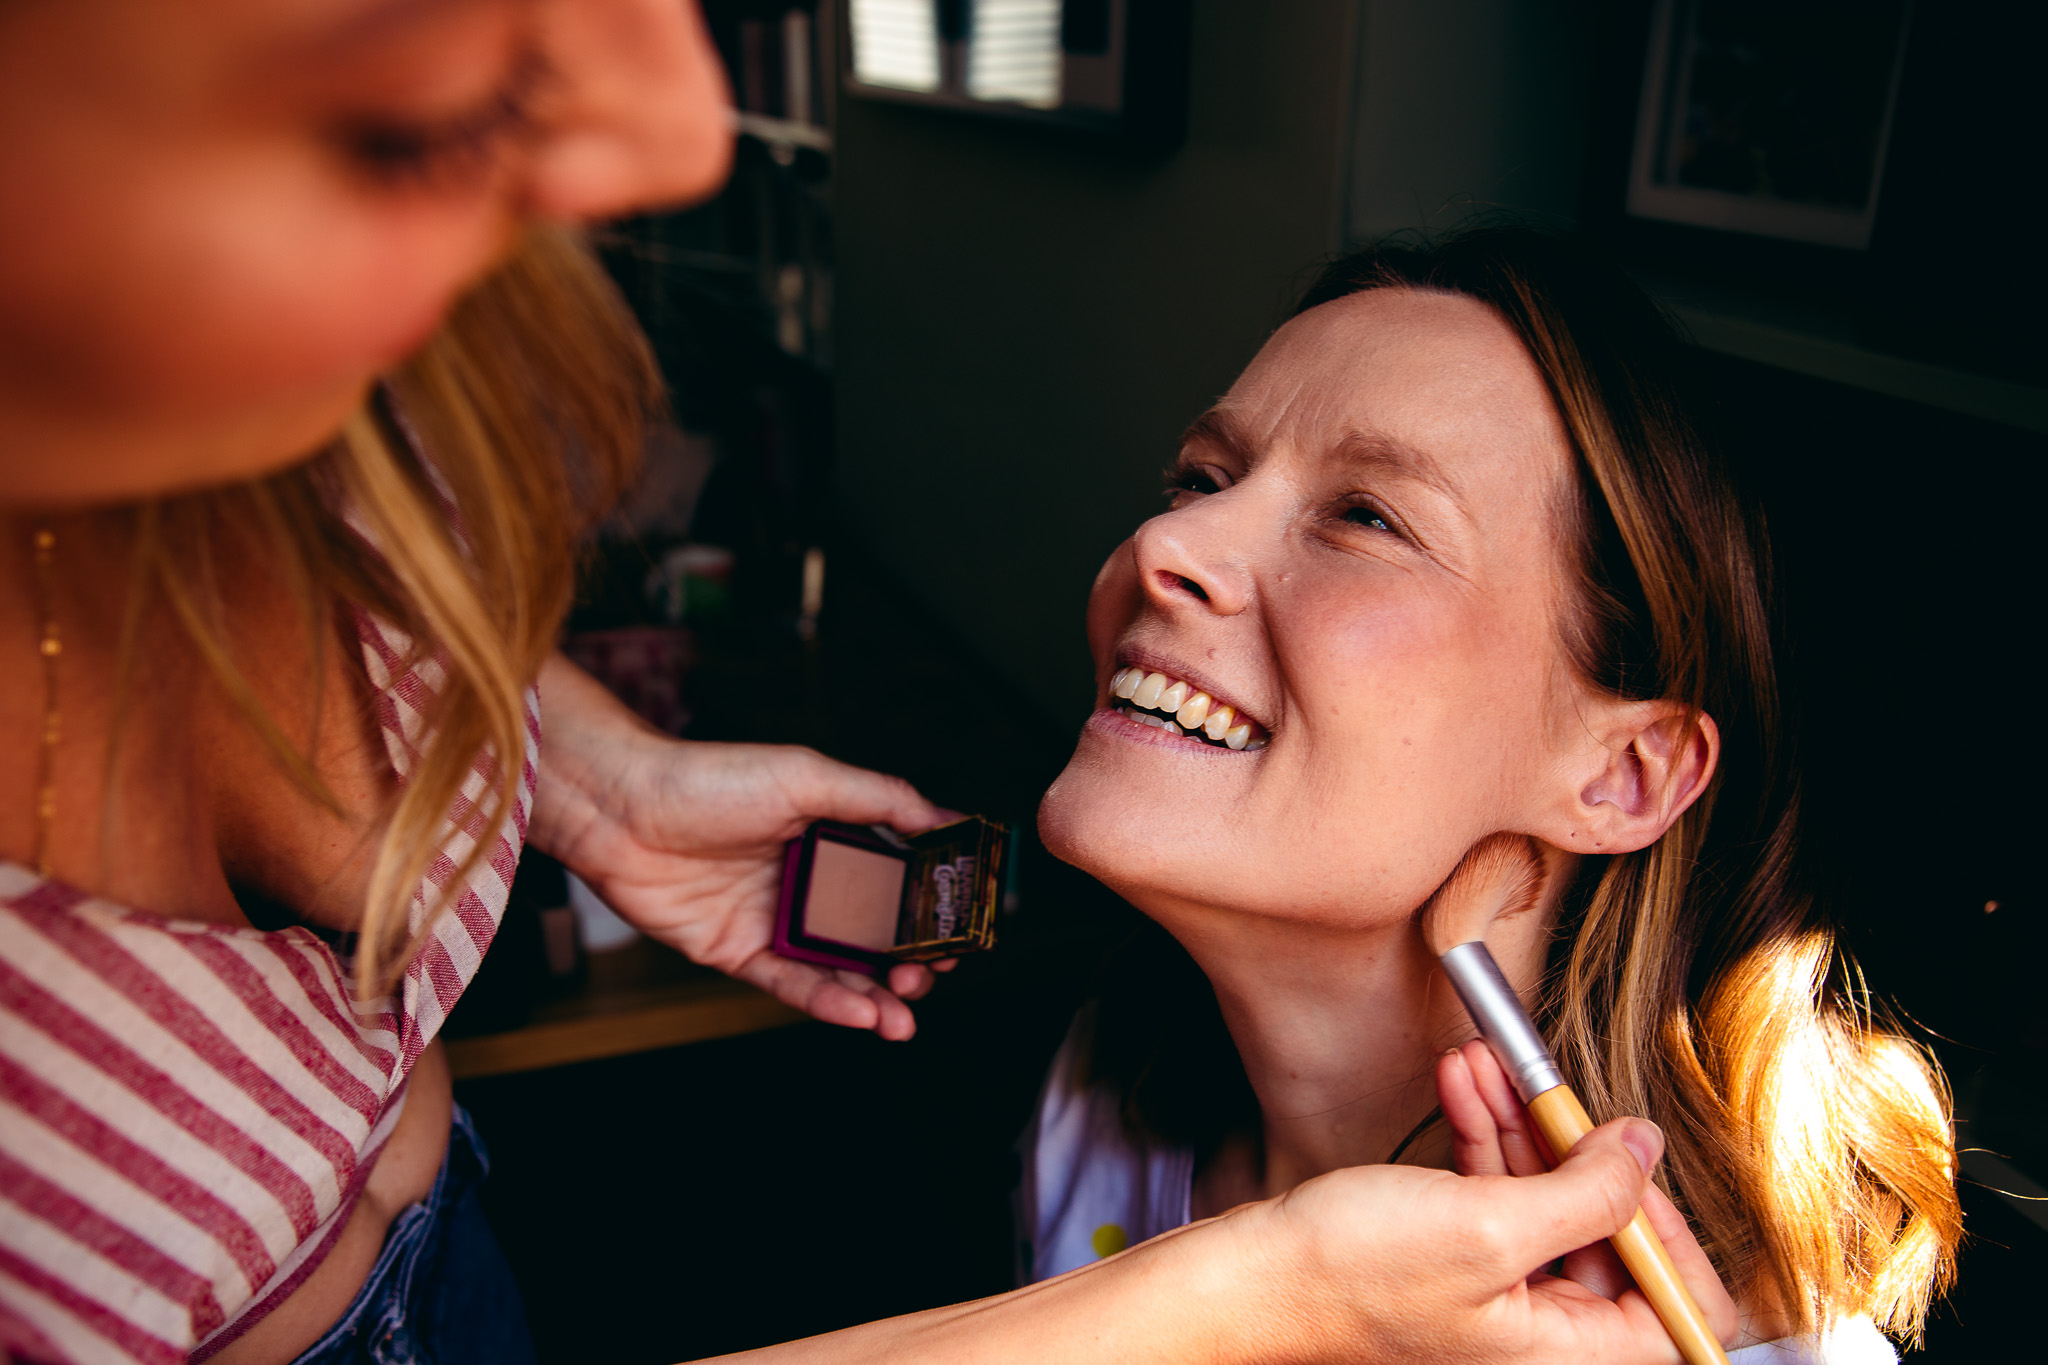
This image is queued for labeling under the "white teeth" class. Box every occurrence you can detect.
[1245,737,1269,751]
[1114,668,1264,749]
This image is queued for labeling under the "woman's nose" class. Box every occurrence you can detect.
[1130,495,1255,617]
[523,0,736,223]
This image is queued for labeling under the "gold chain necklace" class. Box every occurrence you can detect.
[31,526,59,877]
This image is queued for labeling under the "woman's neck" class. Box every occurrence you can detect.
[1161,894,1554,1208]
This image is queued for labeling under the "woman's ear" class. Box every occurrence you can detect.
[1541,700,1719,855]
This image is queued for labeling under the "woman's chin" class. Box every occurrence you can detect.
[1041,715,1459,931]
[3,373,370,507]
[1038,714,1257,902]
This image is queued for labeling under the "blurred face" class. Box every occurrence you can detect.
[1040,288,1599,931]
[0,0,732,505]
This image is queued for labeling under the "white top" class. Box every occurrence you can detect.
[1015,1019,1896,1365]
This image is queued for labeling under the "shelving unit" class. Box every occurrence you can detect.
[447,3,843,1079]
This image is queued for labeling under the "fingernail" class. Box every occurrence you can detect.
[1619,1119,1665,1174]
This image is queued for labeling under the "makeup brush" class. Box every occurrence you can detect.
[1423,837,1730,1365]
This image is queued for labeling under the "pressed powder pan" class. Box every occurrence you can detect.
[772,817,1008,976]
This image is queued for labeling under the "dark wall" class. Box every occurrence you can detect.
[833,0,1359,724]
[1346,0,1593,239]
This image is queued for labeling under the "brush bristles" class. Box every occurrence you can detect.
[1420,834,1546,955]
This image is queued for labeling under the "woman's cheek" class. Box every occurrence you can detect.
[54,163,514,418]
[210,187,517,391]
[1084,540,1142,673]
[1293,587,1520,823]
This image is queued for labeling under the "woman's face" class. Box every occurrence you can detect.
[0,0,731,505]
[1041,287,1607,931]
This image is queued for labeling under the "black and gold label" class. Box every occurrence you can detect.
[890,816,1006,959]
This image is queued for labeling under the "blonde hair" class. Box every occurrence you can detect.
[1095,225,1959,1344]
[128,223,655,992]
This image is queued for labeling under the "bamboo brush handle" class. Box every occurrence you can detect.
[1525,1086,1731,1365]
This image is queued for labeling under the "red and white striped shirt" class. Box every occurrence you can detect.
[0,608,540,1365]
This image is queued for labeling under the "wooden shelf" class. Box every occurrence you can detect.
[1668,303,2048,435]
[1628,270,2048,435]
[446,938,807,1080]
[734,112,832,153]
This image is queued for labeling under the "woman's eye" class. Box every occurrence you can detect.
[1164,463,1229,498]
[336,55,543,188]
[1344,505,1392,532]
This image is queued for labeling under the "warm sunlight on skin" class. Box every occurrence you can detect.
[1039,288,1718,1199]
[0,0,732,506]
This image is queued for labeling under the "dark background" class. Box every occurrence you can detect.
[453,2,2044,1359]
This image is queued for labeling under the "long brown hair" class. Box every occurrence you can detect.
[1088,226,1959,1340]
[127,223,655,991]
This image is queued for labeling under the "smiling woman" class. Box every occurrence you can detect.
[1026,227,1960,1360]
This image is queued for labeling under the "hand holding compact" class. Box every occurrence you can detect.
[529,655,951,1040]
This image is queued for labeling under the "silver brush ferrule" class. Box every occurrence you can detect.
[1440,941,1563,1104]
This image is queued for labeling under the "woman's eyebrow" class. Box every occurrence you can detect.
[1178,407,1257,463]
[1331,428,1468,513]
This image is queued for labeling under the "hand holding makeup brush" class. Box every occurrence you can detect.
[1424,835,1737,1365]
[1441,1039,1738,1327]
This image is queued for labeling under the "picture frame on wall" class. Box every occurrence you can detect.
[1627,0,1915,251]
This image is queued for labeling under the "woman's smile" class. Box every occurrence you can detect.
[1103,660,1271,750]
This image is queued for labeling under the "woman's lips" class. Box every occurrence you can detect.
[1104,664,1269,750]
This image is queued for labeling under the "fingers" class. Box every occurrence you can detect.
[1526,1267,1704,1364]
[1557,1241,1633,1302]
[1637,1177,1741,1344]
[1467,1090,1729,1329]
[732,952,921,1041]
[1440,1042,1559,1181]
[783,749,946,835]
[1442,1044,1638,1297]
[1530,1191,1738,1358]
[1460,1040,1554,1176]
[1483,1118,1662,1271]
[835,969,919,1041]
[886,961,937,1000]
[1438,1048,1509,1177]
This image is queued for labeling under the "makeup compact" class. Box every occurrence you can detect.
[772,817,1008,976]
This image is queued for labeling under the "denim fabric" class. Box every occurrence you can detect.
[288,1105,537,1365]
